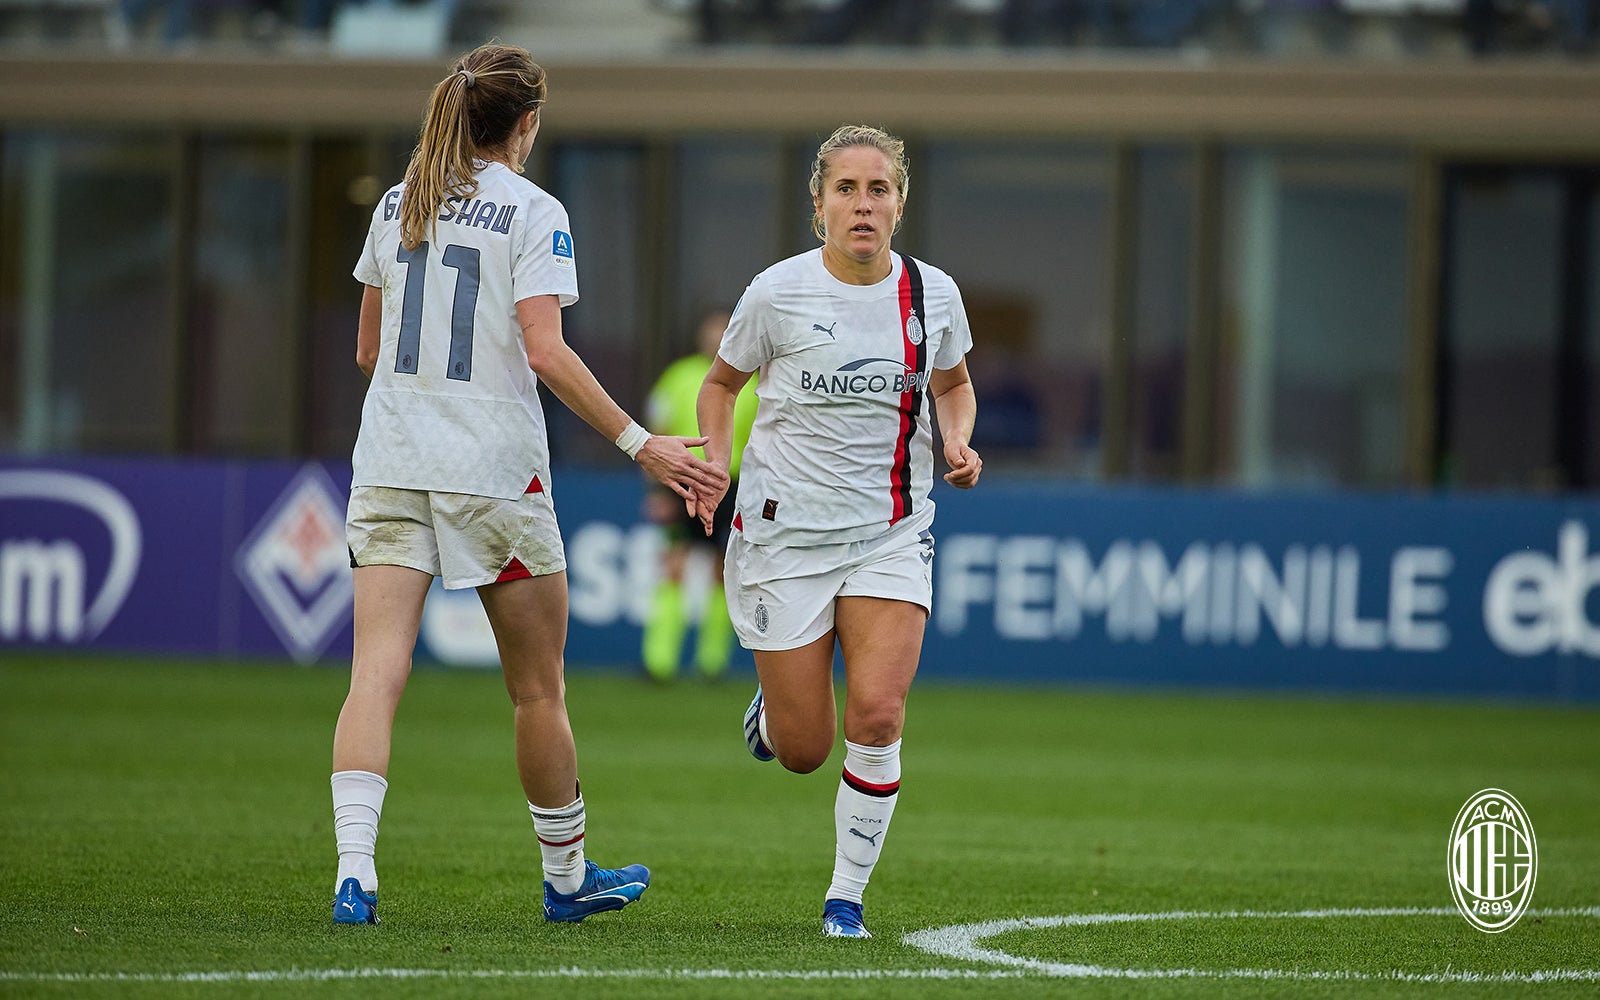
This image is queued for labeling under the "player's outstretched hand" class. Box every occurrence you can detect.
[634,435,729,520]
[942,439,982,489]
[691,485,720,536]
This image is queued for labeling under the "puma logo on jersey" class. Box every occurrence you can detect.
[812,322,837,339]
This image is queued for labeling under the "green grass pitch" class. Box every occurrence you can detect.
[1,654,1596,998]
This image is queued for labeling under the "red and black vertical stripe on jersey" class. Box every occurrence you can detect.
[891,254,927,525]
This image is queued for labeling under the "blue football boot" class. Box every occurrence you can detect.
[332,877,378,925]
[543,860,650,923]
[822,898,871,938]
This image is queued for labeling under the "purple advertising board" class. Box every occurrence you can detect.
[2,456,1597,702]
[0,457,354,661]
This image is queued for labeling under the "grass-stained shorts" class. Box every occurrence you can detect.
[724,514,934,651]
[346,484,565,590]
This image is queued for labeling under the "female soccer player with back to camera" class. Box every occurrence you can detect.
[697,124,982,938]
[328,43,726,926]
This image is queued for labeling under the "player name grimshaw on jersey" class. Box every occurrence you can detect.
[382,189,517,234]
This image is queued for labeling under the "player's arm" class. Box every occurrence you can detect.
[929,359,982,489]
[517,293,728,505]
[355,284,382,380]
[696,354,752,534]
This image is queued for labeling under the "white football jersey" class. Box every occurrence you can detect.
[719,248,972,547]
[351,161,579,500]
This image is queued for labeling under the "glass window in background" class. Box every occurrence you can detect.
[0,131,178,454]
[548,142,648,467]
[1219,147,1409,489]
[917,141,1112,476]
[1130,145,1193,483]
[304,135,409,459]
[1439,168,1563,490]
[1586,176,1600,489]
[192,136,292,455]
[669,138,781,351]
[782,135,826,262]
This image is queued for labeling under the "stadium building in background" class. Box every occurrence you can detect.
[1,2,1598,696]
[1,1,1597,489]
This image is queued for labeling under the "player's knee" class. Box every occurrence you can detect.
[776,738,832,774]
[505,676,565,709]
[844,706,904,747]
[350,658,411,704]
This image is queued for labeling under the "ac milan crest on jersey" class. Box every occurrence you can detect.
[905,309,924,346]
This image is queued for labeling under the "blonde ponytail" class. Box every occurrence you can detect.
[398,44,548,251]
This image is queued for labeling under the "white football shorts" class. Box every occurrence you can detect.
[724,511,935,651]
[346,484,566,590]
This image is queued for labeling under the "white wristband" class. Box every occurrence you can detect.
[615,420,650,460]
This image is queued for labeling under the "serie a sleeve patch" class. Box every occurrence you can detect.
[551,230,574,268]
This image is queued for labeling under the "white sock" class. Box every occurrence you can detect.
[331,769,388,894]
[827,739,901,905]
[530,792,586,895]
[758,705,774,754]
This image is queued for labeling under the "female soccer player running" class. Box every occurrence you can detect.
[329,43,726,926]
[697,124,982,938]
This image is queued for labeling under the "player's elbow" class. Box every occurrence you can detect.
[355,346,378,378]
[523,339,565,375]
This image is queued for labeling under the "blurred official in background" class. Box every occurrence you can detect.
[641,308,758,683]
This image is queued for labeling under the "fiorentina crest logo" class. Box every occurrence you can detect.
[234,465,353,662]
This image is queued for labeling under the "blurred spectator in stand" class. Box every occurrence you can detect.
[1464,0,1498,54]
[1463,0,1586,56]
[797,0,936,44]
[640,309,758,682]
[115,0,343,48]
[999,0,1218,50]
[693,0,784,43]
[1552,0,1596,51]
[1125,0,1221,48]
[998,0,1101,46]
[117,0,200,46]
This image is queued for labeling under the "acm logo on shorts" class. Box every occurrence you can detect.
[1449,788,1537,932]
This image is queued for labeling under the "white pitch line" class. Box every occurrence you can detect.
[0,969,1025,984]
[5,906,1596,986]
[901,906,1600,983]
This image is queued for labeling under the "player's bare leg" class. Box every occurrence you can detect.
[752,630,839,773]
[330,564,431,923]
[836,596,923,748]
[478,570,577,809]
[333,565,431,775]
[479,570,650,919]
[822,596,925,937]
